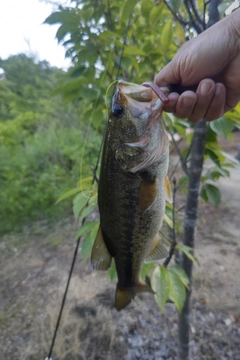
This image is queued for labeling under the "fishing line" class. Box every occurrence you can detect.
[46,9,133,360]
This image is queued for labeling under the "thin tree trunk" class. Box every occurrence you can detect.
[178,119,206,360]
[177,1,221,358]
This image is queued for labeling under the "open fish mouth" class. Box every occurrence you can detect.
[118,80,169,103]
[110,80,170,173]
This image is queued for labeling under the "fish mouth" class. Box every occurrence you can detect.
[117,80,169,104]
[118,80,153,102]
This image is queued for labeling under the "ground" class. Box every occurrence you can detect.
[0,134,240,360]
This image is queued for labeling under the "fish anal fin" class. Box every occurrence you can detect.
[145,235,168,263]
[91,226,112,271]
[165,176,173,204]
[115,281,154,311]
[139,178,158,212]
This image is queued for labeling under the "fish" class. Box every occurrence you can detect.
[91,80,172,311]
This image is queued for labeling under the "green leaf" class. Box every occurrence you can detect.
[81,222,99,261]
[52,77,87,96]
[174,124,186,137]
[90,109,104,129]
[169,265,190,289]
[69,66,87,78]
[176,244,199,265]
[141,262,155,279]
[73,191,91,218]
[200,187,208,202]
[151,266,171,312]
[168,0,183,12]
[107,260,116,281]
[121,0,139,22]
[210,117,234,137]
[44,12,62,25]
[81,7,94,22]
[163,213,173,228]
[217,149,239,165]
[79,204,96,222]
[141,0,152,19]
[149,4,164,27]
[56,24,70,43]
[56,187,81,204]
[206,125,217,143]
[124,46,147,56]
[168,267,186,312]
[77,177,94,190]
[75,221,98,239]
[174,23,185,45]
[205,148,221,166]
[205,183,221,207]
[202,170,221,181]
[161,21,173,51]
[178,175,188,187]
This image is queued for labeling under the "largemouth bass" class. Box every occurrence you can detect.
[91,80,172,311]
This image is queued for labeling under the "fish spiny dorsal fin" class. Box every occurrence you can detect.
[91,226,112,270]
[165,176,173,204]
[139,177,158,212]
[115,281,153,311]
[144,235,169,263]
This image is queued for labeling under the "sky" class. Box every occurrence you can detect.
[0,0,72,69]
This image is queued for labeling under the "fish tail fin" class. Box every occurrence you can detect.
[115,281,154,311]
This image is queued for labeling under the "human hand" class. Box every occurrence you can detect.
[155,9,240,122]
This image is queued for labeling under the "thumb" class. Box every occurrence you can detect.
[154,60,181,87]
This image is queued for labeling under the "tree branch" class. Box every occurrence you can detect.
[167,129,190,176]
[189,0,205,29]
[178,119,207,360]
[183,0,203,34]
[164,1,189,27]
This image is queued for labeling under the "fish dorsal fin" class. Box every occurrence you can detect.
[144,235,168,263]
[91,226,112,271]
[139,178,158,212]
[115,281,153,311]
[165,176,173,204]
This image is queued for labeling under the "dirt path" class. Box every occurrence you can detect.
[193,163,240,310]
[0,135,240,360]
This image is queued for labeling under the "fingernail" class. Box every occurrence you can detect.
[200,82,212,96]
[182,97,195,107]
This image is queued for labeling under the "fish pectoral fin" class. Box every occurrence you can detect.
[139,178,158,212]
[115,281,154,311]
[144,235,169,263]
[91,226,112,271]
[165,176,173,204]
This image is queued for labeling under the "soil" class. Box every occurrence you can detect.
[0,133,240,360]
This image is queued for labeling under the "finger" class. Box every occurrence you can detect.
[174,91,197,119]
[188,79,216,122]
[154,60,180,87]
[204,83,226,121]
[224,92,240,113]
[162,92,179,113]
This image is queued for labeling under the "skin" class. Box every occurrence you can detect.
[154,9,240,122]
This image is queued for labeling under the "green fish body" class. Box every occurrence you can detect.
[91,81,172,310]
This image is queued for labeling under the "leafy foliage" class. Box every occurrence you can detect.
[151,264,190,312]
[0,54,100,233]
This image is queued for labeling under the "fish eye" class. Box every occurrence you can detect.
[112,104,124,118]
